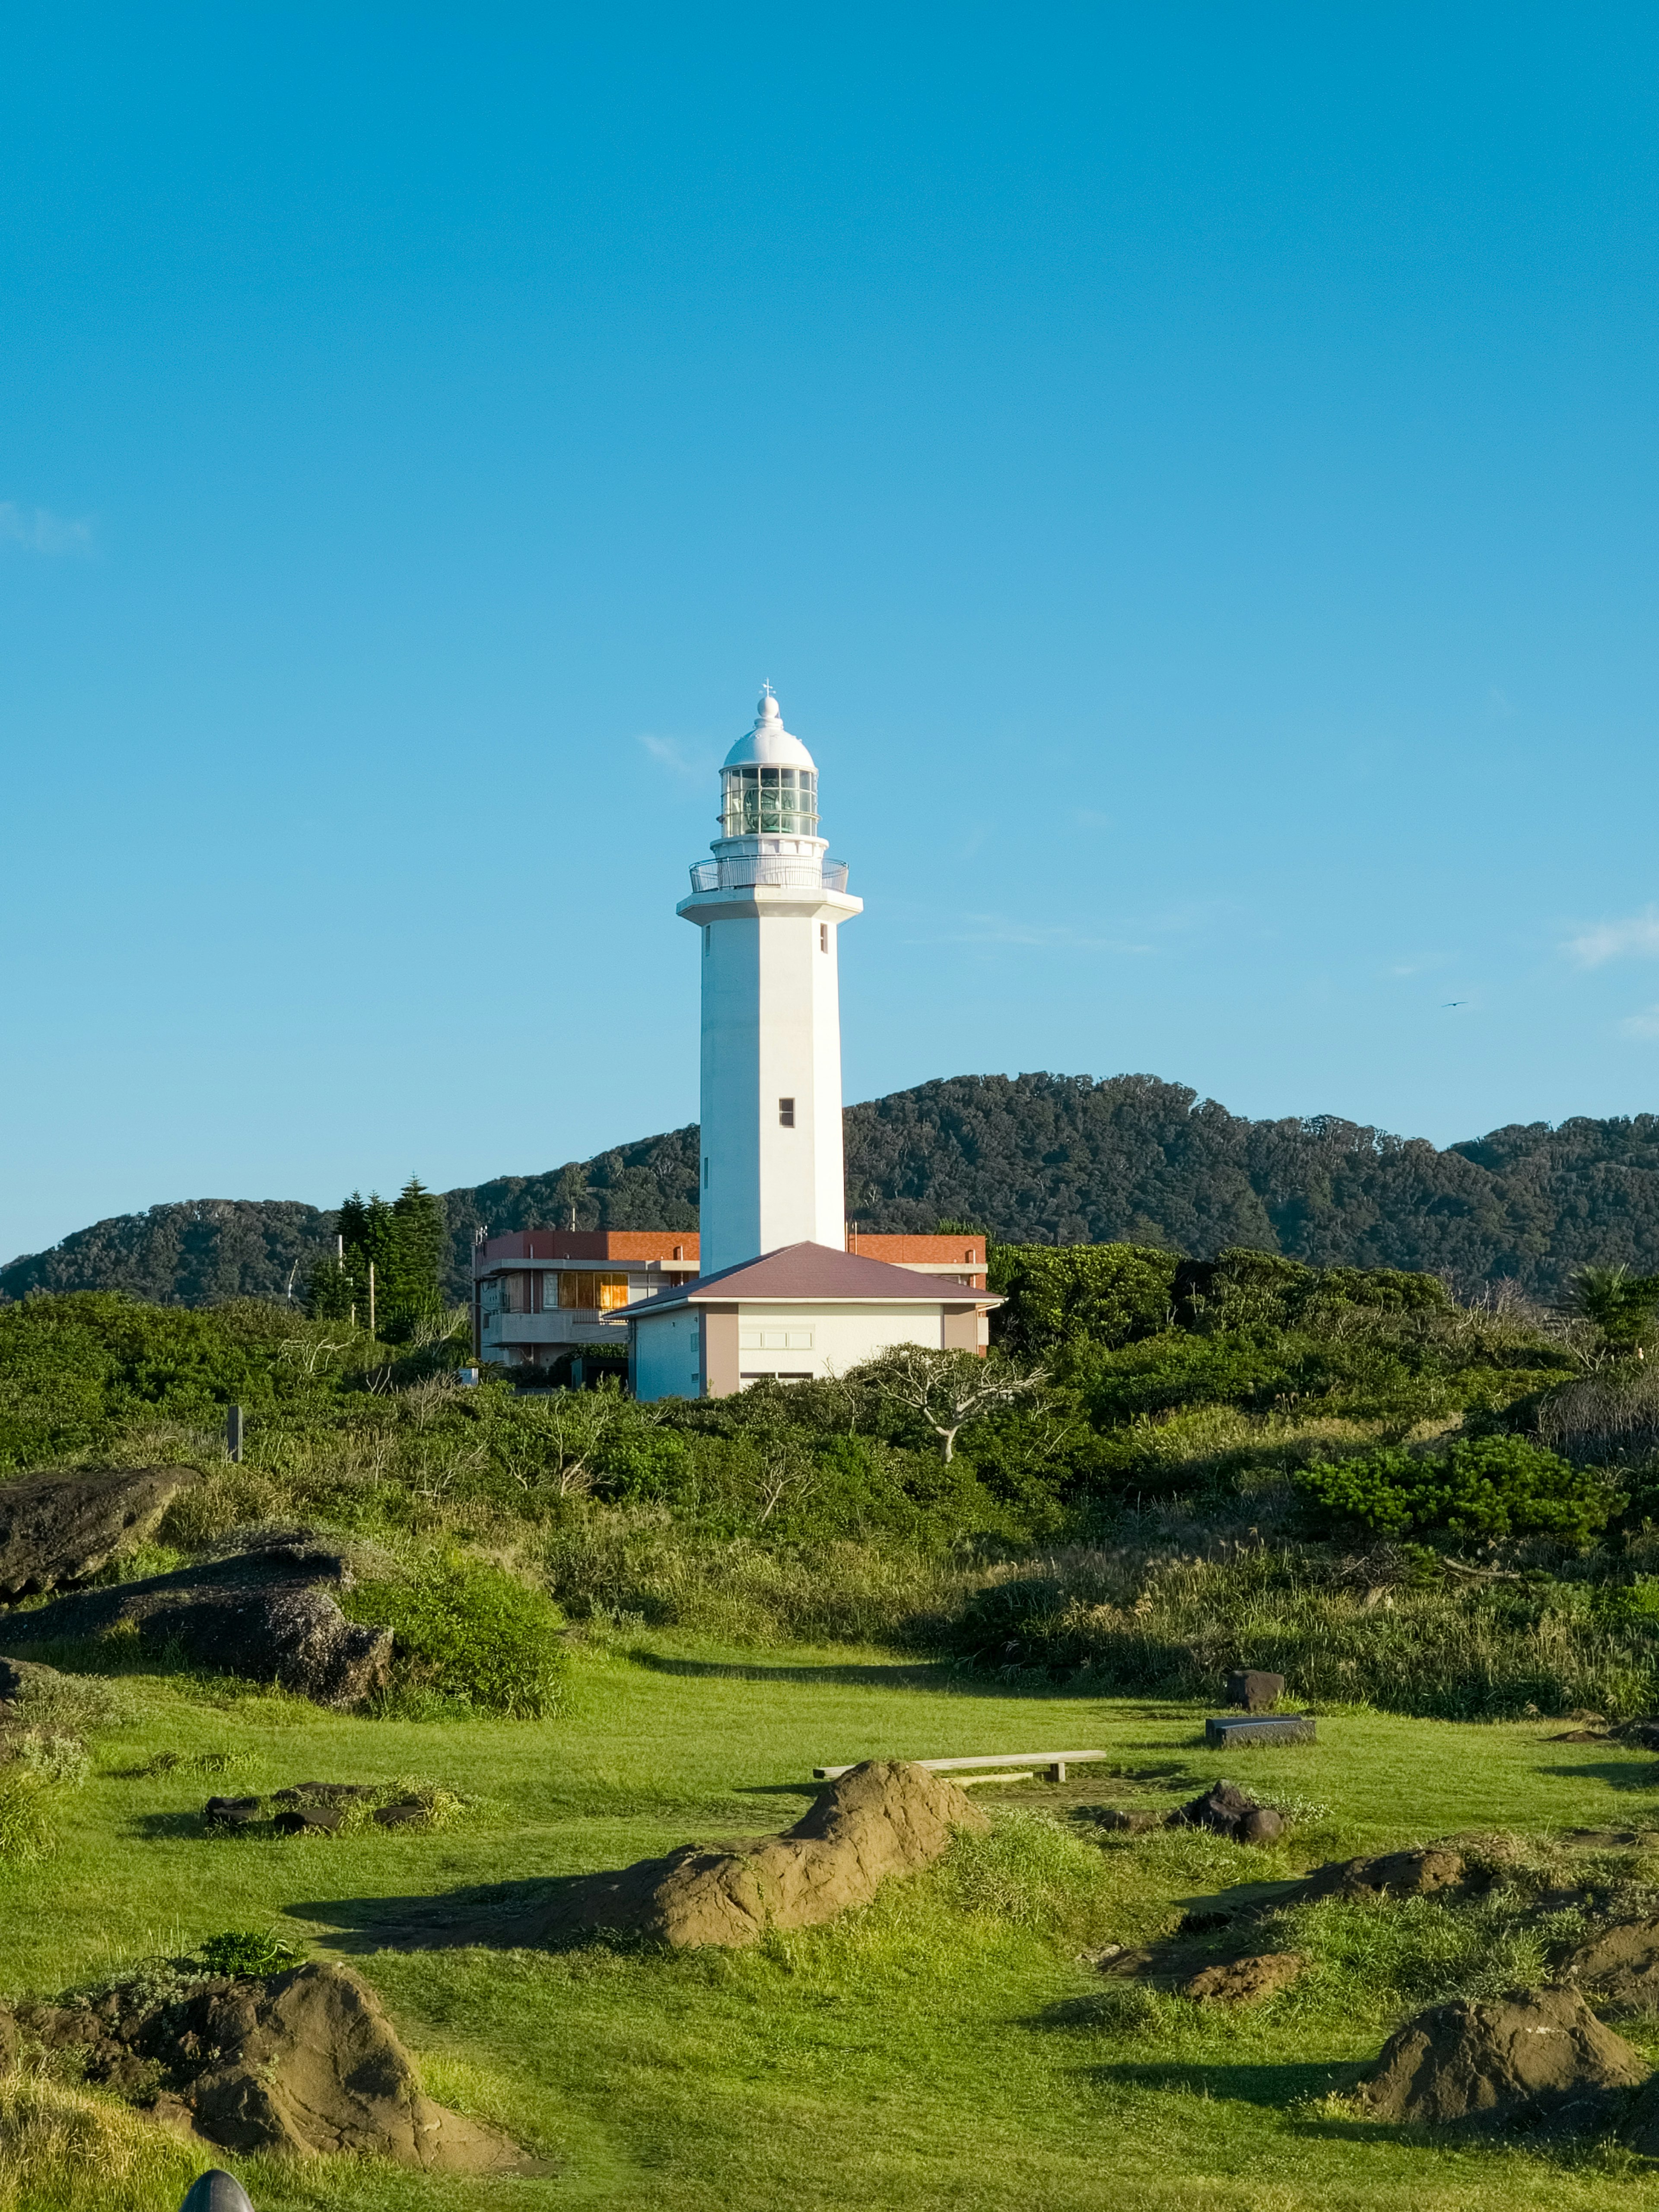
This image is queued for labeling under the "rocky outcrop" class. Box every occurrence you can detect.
[2,1544,390,1707]
[0,1466,193,1596]
[551,1760,988,1949]
[1182,1952,1305,2004]
[1356,1987,1646,2127]
[13,1961,533,2171]
[1297,1847,1465,1904]
[1561,1920,1659,2012]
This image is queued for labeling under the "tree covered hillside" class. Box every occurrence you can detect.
[10,1072,1659,1305]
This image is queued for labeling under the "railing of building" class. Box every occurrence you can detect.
[688,857,850,895]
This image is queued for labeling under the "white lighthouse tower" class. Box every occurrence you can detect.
[677,688,863,1274]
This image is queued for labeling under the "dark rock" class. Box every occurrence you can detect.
[2,1545,391,1708]
[543,1760,989,1950]
[1297,1847,1465,1904]
[205,1796,265,1830]
[1169,1782,1271,1840]
[372,1801,427,1827]
[273,1806,346,1835]
[271,1783,377,1806]
[1356,1986,1646,2126]
[0,1466,194,1597]
[1183,1951,1305,2004]
[1238,1807,1285,1846]
[1551,1729,1612,1742]
[1225,1670,1284,1713]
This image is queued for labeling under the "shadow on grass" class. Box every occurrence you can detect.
[1087,2057,1353,2106]
[627,1649,967,1689]
[285,1875,644,1955]
[1549,1761,1659,1794]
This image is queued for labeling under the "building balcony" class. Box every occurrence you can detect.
[688,855,849,896]
[482,1313,628,1348]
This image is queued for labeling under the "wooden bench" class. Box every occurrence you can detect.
[812,1750,1109,1785]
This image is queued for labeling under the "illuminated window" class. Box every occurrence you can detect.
[721,764,818,839]
[558,1271,630,1312]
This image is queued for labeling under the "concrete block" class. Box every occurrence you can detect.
[1205,1713,1316,1748]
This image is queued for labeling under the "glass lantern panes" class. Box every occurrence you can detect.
[721,765,818,838]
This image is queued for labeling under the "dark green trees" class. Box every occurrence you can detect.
[307,1179,447,1339]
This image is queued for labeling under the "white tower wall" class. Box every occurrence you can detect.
[677,691,861,1276]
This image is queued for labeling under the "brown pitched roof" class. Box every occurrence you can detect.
[626,1241,1000,1316]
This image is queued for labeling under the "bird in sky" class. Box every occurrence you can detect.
[1443,1000,1468,1007]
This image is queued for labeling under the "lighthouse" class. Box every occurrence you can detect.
[624,687,998,1400]
[677,689,863,1276]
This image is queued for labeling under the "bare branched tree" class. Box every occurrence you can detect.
[854,1345,1049,1462]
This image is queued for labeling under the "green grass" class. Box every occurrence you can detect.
[9,1640,1659,2209]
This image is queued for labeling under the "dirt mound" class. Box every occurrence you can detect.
[1356,1986,1646,2127]
[13,1961,534,2170]
[553,1760,988,1949]
[1561,1920,1659,2011]
[3,1543,390,1707]
[0,1466,193,1597]
[1182,1952,1305,2004]
[1297,1847,1464,1904]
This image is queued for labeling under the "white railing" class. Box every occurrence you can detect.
[688,857,850,895]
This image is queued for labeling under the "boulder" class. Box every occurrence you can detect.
[1183,1951,1306,2004]
[1561,1920,1659,2011]
[273,1807,345,1835]
[0,1466,193,1596]
[1225,1670,1285,1713]
[1169,1782,1281,1842]
[553,1760,988,1949]
[2,1544,391,1707]
[1357,1986,1646,2127]
[1297,1847,1464,1904]
[205,1797,265,1831]
[15,1961,533,2170]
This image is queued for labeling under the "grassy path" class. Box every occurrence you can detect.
[10,1640,1659,2209]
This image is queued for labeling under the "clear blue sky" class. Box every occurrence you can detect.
[5,4,1659,1262]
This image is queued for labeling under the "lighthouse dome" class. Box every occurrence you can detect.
[723,687,817,771]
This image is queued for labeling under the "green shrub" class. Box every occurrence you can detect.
[194,1930,299,1977]
[342,1551,566,1716]
[1295,1434,1621,1547]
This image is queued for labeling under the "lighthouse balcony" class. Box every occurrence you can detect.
[689,855,850,895]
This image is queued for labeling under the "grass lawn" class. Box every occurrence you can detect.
[11,1636,1659,2211]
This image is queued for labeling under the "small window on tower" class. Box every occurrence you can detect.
[819,924,828,952]
[779,1097,795,1127]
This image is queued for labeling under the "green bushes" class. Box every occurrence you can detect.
[341,1552,566,1716]
[1296,1435,1621,1547]
[991,1243,1178,1354]
[945,1544,1659,1718]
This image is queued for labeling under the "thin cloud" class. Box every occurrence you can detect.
[1565,910,1659,967]
[636,732,708,782]
[1623,1007,1659,1039]
[0,502,93,555]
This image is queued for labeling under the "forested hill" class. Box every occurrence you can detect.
[10,1072,1659,1306]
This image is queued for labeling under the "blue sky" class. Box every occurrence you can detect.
[5,4,1659,1260]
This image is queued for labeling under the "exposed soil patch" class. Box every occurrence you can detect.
[8,1960,536,2171]
[537,1760,988,1950]
[1356,1986,1646,2128]
[1560,1919,1659,2012]
[1295,1848,1465,1904]
[1182,1951,1306,2004]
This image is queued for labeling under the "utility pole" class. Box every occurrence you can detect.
[368,1260,376,1338]
[226,1405,244,1464]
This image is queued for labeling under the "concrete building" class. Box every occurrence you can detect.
[627,688,1001,1398]
[474,1230,698,1381]
[629,1243,995,1401]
